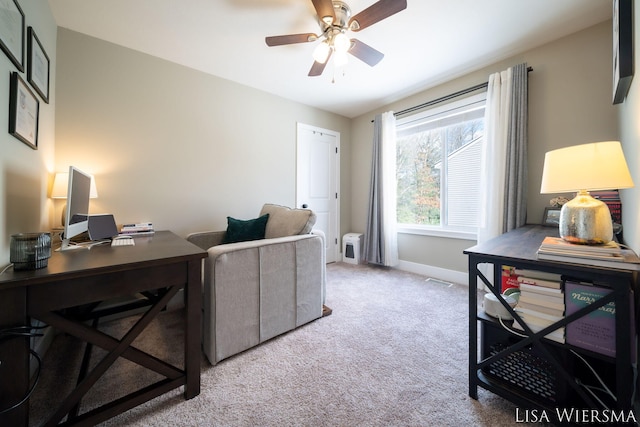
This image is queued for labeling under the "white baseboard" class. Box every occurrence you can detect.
[396,260,468,286]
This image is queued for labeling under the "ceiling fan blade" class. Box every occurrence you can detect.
[349,0,407,32]
[265,33,318,47]
[311,0,336,25]
[308,50,332,76]
[349,39,384,66]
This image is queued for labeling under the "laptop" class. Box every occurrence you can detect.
[88,214,119,240]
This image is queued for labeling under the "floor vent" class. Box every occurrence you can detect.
[425,278,453,287]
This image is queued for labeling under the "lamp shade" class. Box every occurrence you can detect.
[540,141,634,194]
[51,172,98,199]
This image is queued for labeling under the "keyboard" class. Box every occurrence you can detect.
[111,238,135,247]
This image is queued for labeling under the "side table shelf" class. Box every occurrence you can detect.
[464,226,638,425]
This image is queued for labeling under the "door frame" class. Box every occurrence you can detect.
[296,122,340,263]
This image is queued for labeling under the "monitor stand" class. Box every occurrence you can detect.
[56,238,90,252]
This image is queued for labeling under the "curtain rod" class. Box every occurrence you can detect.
[372,66,533,122]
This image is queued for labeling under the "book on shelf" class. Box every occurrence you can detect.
[519,294,565,312]
[518,282,563,296]
[517,275,562,290]
[515,306,564,324]
[513,269,561,282]
[501,265,520,292]
[511,318,565,343]
[517,300,564,317]
[565,281,636,358]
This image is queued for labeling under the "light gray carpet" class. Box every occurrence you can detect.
[30,262,527,426]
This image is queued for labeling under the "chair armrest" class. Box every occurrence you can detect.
[186,231,226,250]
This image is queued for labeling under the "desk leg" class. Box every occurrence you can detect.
[185,259,202,399]
[0,287,29,427]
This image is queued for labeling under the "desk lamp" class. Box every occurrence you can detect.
[540,141,634,244]
[51,171,98,226]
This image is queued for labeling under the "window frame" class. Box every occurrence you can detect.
[395,93,486,240]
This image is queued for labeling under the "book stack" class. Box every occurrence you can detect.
[120,222,155,236]
[512,270,565,343]
[536,236,640,270]
[591,190,621,225]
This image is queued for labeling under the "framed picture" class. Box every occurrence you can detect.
[0,0,25,72]
[9,72,39,150]
[542,207,561,227]
[27,27,49,103]
[613,0,633,104]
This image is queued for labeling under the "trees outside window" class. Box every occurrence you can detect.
[396,94,485,236]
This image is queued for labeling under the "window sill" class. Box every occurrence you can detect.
[397,225,477,241]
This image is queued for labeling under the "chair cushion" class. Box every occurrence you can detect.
[222,214,269,244]
[259,204,316,238]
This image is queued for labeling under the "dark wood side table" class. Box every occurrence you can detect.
[0,231,207,426]
[465,225,638,423]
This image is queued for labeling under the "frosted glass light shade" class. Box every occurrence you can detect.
[333,32,350,53]
[313,42,330,64]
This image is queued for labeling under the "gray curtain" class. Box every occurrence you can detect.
[503,63,528,232]
[364,112,398,266]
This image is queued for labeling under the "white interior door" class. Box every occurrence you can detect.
[296,123,339,263]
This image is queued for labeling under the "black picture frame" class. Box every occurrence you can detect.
[0,0,25,72]
[9,72,39,150]
[27,27,50,103]
[542,207,561,227]
[613,0,633,104]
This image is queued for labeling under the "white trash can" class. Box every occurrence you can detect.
[342,233,363,265]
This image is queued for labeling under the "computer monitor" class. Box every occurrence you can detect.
[59,166,92,251]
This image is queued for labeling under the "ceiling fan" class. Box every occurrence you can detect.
[265,0,407,77]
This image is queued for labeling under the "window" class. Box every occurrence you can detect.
[396,93,486,239]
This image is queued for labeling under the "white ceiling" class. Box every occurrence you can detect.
[47,0,611,118]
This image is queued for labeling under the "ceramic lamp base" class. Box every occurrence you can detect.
[559,191,613,245]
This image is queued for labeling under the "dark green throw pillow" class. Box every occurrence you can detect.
[223,214,270,244]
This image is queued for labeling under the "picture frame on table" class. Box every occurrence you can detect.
[613,0,633,104]
[542,207,561,227]
[27,27,50,103]
[0,0,25,72]
[9,72,39,150]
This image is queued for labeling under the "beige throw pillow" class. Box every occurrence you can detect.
[259,204,316,238]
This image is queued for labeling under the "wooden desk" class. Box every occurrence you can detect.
[0,231,207,426]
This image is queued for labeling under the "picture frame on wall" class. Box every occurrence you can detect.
[613,0,633,104]
[27,27,50,103]
[0,0,25,72]
[542,207,561,227]
[9,72,39,150]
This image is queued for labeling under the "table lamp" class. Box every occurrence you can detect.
[540,141,634,244]
[51,171,98,226]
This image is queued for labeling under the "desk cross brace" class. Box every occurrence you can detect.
[34,285,183,427]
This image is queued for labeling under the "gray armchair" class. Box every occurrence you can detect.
[187,204,326,365]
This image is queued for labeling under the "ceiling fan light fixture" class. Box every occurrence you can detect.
[333,32,350,53]
[334,50,348,67]
[313,41,331,64]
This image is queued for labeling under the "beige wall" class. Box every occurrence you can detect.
[55,29,352,240]
[618,4,640,254]
[0,2,57,264]
[350,21,617,275]
[3,17,620,275]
